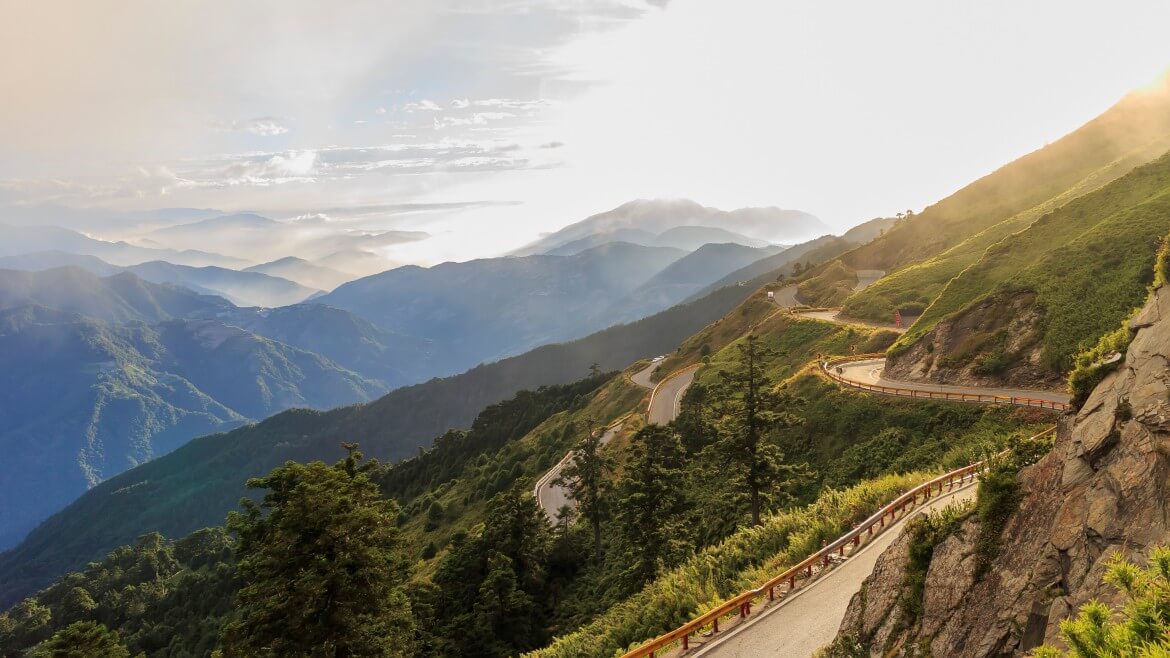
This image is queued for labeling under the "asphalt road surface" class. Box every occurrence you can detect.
[695,484,978,657]
[535,362,659,520]
[647,365,700,426]
[793,309,907,333]
[835,358,1070,405]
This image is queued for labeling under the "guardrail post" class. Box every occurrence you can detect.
[789,574,796,589]
[854,534,861,547]
[683,635,689,650]
[768,587,775,601]
[713,618,719,633]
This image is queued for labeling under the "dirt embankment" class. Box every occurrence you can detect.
[885,291,1065,393]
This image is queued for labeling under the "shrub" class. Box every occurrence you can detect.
[1067,321,1133,408]
[1033,546,1170,657]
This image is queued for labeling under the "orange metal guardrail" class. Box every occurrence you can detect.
[619,426,1057,658]
[820,355,1071,412]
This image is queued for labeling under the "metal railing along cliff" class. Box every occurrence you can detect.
[617,424,1057,658]
[820,354,1070,412]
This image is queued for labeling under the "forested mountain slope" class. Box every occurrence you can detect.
[314,242,687,370]
[0,278,767,602]
[0,306,384,551]
[0,267,232,323]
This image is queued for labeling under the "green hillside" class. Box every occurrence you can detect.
[791,80,1170,321]
[884,153,1170,386]
[847,81,1170,272]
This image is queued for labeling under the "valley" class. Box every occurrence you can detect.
[3,21,1170,658]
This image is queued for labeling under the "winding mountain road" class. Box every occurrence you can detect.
[647,365,701,426]
[695,483,978,657]
[536,360,699,520]
[833,358,1070,406]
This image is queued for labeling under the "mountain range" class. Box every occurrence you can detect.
[0,251,321,307]
[514,199,829,255]
[0,199,839,575]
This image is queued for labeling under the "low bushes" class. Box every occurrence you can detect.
[528,472,932,658]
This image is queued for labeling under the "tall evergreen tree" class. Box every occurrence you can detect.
[552,420,614,559]
[431,488,550,657]
[222,444,415,657]
[709,334,808,526]
[615,425,690,591]
[30,621,130,658]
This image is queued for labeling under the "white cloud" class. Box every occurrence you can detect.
[289,212,334,223]
[242,117,289,136]
[212,116,290,137]
[403,99,442,112]
[433,112,515,129]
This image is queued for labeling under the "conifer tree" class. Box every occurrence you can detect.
[30,621,130,658]
[615,425,690,591]
[552,420,614,559]
[222,443,415,657]
[709,334,809,526]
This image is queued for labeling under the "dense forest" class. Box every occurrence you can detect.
[0,331,1045,656]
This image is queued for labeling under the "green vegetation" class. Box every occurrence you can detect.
[612,426,690,593]
[842,137,1170,324]
[1033,546,1170,658]
[30,621,132,658]
[222,445,415,656]
[0,530,236,656]
[973,432,1055,575]
[552,421,614,557]
[1067,234,1169,407]
[796,260,858,307]
[649,290,777,382]
[889,153,1170,378]
[530,472,936,657]
[707,334,808,525]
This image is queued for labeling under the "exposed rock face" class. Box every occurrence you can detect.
[835,284,1170,656]
[886,291,1065,392]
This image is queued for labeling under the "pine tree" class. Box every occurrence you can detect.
[615,425,690,591]
[222,443,415,657]
[552,420,614,559]
[709,334,809,526]
[432,488,550,657]
[30,621,131,658]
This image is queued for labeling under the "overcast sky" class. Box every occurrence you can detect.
[2,0,1170,264]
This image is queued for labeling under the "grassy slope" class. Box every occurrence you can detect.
[796,260,858,307]
[648,290,779,383]
[845,138,1170,322]
[891,152,1170,372]
[395,371,649,562]
[826,82,1170,321]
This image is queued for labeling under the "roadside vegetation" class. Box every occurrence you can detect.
[1033,546,1170,657]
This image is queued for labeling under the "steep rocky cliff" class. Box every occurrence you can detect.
[833,283,1170,656]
